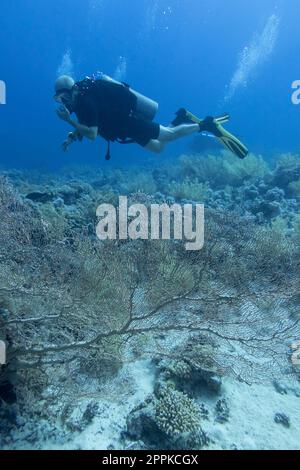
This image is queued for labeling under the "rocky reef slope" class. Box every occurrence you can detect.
[0,151,299,450]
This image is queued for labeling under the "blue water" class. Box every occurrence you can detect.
[0,0,299,169]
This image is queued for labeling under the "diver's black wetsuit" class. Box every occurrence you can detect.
[72,79,160,147]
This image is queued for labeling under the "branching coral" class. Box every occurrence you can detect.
[163,359,193,380]
[155,385,201,437]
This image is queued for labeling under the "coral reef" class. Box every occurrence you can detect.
[125,383,208,450]
[270,154,300,190]
[155,385,201,437]
[1,149,300,450]
[274,413,290,428]
[61,401,99,432]
[215,399,230,424]
[176,152,270,189]
[157,353,222,396]
[165,178,209,202]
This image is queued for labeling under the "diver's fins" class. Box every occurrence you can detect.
[214,125,249,160]
[173,108,231,126]
[171,108,194,127]
[185,110,249,160]
[184,110,229,126]
[215,113,231,125]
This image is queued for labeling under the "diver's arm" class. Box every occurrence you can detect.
[61,131,82,152]
[56,106,98,141]
[68,119,98,141]
[70,130,83,140]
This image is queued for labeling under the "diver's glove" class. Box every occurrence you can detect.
[62,132,76,152]
[61,132,84,152]
[68,132,78,142]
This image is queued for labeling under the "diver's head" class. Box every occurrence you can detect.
[54,75,75,106]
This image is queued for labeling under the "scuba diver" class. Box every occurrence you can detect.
[54,74,249,161]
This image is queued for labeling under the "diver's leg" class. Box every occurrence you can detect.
[158,124,199,143]
[144,123,199,154]
[145,139,165,154]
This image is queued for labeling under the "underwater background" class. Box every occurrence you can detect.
[0,0,300,451]
[1,0,300,168]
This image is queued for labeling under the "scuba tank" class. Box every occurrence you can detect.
[101,74,159,122]
[75,74,159,160]
[100,74,159,160]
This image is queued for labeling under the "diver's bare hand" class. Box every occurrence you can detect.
[56,105,71,123]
